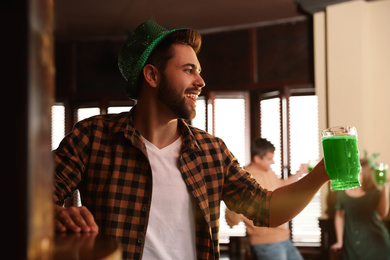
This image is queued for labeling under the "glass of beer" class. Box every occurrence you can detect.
[373,163,388,186]
[321,126,361,190]
[308,159,319,172]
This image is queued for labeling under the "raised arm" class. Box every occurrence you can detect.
[269,159,329,227]
[330,209,345,251]
[283,163,308,185]
[225,208,243,228]
[377,177,390,218]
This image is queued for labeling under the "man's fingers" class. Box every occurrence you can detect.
[69,211,91,232]
[80,206,99,232]
[55,219,67,232]
[55,206,98,233]
[54,205,69,232]
[55,207,82,232]
[55,207,99,232]
[69,206,99,232]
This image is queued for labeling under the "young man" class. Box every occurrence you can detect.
[226,137,306,260]
[53,20,330,260]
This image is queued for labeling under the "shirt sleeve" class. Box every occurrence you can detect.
[53,119,92,205]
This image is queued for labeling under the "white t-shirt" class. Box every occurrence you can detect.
[141,136,196,260]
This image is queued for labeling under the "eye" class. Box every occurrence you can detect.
[184,68,193,73]
[182,64,201,75]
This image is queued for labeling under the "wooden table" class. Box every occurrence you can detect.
[52,232,122,260]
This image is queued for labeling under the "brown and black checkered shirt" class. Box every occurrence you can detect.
[53,107,272,260]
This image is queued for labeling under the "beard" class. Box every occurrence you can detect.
[157,75,196,120]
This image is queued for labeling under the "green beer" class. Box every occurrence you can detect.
[322,131,361,190]
[307,160,319,172]
[373,163,388,186]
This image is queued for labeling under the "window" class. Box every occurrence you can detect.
[192,92,250,165]
[289,95,320,245]
[259,92,321,246]
[214,93,250,243]
[77,107,101,121]
[107,106,132,114]
[51,105,134,150]
[51,104,65,150]
[192,96,207,132]
[191,92,250,243]
[260,98,282,177]
[214,94,250,165]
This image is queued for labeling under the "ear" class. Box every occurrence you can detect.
[142,64,160,88]
[253,155,262,165]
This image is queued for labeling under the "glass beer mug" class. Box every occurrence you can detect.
[321,126,361,190]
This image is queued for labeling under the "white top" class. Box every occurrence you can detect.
[141,136,197,260]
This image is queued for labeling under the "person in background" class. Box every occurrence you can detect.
[330,159,390,260]
[226,137,306,260]
[53,20,330,260]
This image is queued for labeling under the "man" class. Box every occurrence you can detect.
[226,137,306,260]
[53,20,330,260]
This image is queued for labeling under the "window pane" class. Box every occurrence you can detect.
[191,96,207,132]
[213,93,249,243]
[51,104,65,150]
[291,192,321,245]
[77,107,100,122]
[107,106,132,114]
[207,101,213,134]
[219,201,246,244]
[214,95,248,165]
[289,95,321,245]
[260,98,282,177]
[289,96,320,172]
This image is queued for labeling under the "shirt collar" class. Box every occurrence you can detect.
[113,106,201,153]
[178,119,201,153]
[112,106,137,137]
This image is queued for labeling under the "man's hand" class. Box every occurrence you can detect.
[297,163,308,175]
[55,205,99,233]
[330,241,343,251]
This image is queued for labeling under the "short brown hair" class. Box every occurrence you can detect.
[145,29,201,74]
[251,137,276,160]
[360,159,377,192]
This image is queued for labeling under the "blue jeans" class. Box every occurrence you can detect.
[251,239,303,260]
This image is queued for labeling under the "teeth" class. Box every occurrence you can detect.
[185,94,198,101]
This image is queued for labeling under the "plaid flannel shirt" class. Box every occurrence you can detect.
[53,106,272,260]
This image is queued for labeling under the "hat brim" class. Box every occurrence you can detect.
[125,28,188,99]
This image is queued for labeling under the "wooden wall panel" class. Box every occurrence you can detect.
[75,41,125,94]
[256,20,313,85]
[198,29,252,90]
[55,19,313,101]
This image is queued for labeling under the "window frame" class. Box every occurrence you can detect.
[255,86,321,247]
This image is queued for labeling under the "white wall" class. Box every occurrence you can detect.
[368,0,390,165]
[314,0,390,217]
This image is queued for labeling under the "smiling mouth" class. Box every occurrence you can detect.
[184,87,202,102]
[185,93,199,102]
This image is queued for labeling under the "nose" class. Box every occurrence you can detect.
[195,74,206,89]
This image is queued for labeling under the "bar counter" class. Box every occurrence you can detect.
[52,232,122,260]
